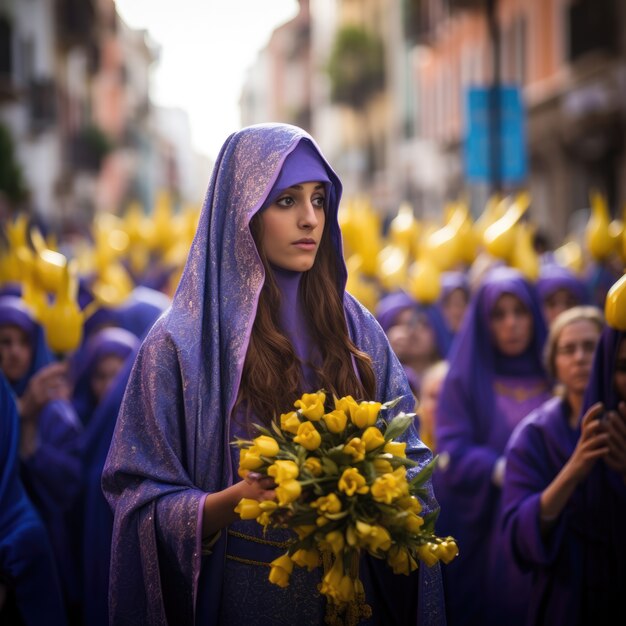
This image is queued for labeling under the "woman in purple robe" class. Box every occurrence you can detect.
[71,326,140,426]
[500,305,610,625]
[102,124,445,625]
[0,296,82,619]
[436,271,470,335]
[375,290,452,396]
[0,372,67,626]
[536,264,588,327]
[434,266,552,626]
[577,324,626,622]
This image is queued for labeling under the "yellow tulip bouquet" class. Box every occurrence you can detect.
[233,390,458,624]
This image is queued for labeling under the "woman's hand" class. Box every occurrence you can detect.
[539,402,609,532]
[201,473,276,538]
[239,471,276,501]
[17,362,70,422]
[564,402,610,482]
[603,402,626,478]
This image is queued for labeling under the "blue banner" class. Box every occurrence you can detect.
[464,85,528,184]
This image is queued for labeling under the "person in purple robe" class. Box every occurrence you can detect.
[500,305,609,625]
[0,296,82,620]
[375,290,452,396]
[576,324,626,623]
[536,263,588,327]
[436,271,470,336]
[434,266,552,626]
[0,372,67,626]
[70,326,140,426]
[102,124,445,625]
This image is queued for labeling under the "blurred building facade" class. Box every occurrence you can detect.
[0,0,202,235]
[240,0,626,244]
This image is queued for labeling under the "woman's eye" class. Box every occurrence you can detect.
[312,195,326,208]
[275,196,295,208]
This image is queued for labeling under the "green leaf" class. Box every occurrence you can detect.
[383,413,415,441]
[409,456,437,489]
[321,457,339,475]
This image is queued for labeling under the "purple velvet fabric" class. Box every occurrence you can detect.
[70,326,139,426]
[0,373,67,626]
[577,327,626,624]
[102,124,445,625]
[435,266,551,626]
[501,395,586,625]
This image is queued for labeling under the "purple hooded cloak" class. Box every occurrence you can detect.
[434,266,551,626]
[102,124,444,625]
[0,372,67,626]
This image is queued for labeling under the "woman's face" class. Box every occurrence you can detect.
[0,324,33,383]
[91,354,126,404]
[260,181,326,272]
[613,338,626,402]
[387,308,437,363]
[442,288,468,333]
[489,293,533,356]
[543,288,579,326]
[419,368,446,436]
[554,319,601,396]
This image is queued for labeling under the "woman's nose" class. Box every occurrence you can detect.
[298,202,319,229]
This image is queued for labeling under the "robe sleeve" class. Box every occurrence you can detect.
[435,371,500,528]
[102,324,206,626]
[501,421,569,569]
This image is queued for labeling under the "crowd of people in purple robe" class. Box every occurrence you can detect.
[1,124,625,626]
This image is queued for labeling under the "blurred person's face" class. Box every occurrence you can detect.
[91,354,125,404]
[419,368,446,443]
[387,308,437,364]
[613,338,626,402]
[543,289,579,326]
[554,320,601,396]
[489,294,533,356]
[0,325,32,383]
[442,288,468,333]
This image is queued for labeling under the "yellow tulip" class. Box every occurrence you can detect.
[373,458,394,474]
[252,435,279,457]
[294,525,316,539]
[431,539,459,564]
[239,448,263,471]
[416,543,439,567]
[383,441,406,458]
[355,521,392,553]
[343,438,366,462]
[294,391,326,421]
[234,498,262,520]
[351,401,382,429]
[323,530,345,555]
[405,512,425,533]
[280,411,301,434]
[268,460,299,484]
[303,457,322,477]
[323,409,348,434]
[362,426,385,451]
[334,395,359,418]
[319,557,345,602]
[294,421,322,451]
[338,468,369,496]
[371,468,408,504]
[312,493,342,515]
[397,495,422,514]
[275,479,302,506]
[387,546,414,575]
[291,547,320,571]
[269,554,293,588]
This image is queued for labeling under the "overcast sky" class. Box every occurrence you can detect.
[115,0,298,160]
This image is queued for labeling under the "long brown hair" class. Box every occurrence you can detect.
[236,215,376,424]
